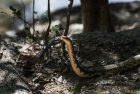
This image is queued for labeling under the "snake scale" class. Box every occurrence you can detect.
[61,36,140,77]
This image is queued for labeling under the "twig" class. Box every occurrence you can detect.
[45,0,51,44]
[63,0,73,36]
[21,0,26,28]
[32,0,35,37]
[62,0,73,59]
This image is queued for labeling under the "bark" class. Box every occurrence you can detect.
[80,0,114,32]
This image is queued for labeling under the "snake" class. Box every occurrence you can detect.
[61,36,140,77]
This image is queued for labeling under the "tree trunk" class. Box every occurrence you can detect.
[80,0,114,32]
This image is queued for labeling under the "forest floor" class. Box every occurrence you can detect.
[0,1,140,94]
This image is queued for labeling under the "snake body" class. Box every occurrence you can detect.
[61,36,140,77]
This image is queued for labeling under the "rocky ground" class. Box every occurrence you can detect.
[0,1,140,94]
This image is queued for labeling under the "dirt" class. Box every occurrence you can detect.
[0,1,140,94]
